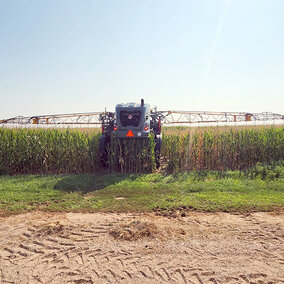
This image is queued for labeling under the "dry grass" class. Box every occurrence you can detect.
[109,220,159,241]
[109,219,188,241]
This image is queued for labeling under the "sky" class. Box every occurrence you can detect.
[0,0,283,119]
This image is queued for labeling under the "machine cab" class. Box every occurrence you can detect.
[115,99,151,138]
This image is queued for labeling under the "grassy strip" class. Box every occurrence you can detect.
[0,165,283,214]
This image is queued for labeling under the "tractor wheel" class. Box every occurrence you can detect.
[154,134,162,168]
[99,135,110,167]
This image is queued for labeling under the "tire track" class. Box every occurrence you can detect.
[0,212,283,283]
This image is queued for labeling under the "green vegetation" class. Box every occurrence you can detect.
[107,135,155,173]
[0,128,101,174]
[162,127,284,172]
[0,127,283,174]
[0,162,283,214]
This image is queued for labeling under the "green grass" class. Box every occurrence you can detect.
[0,163,284,214]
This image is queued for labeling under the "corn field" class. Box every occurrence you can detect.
[0,129,100,174]
[162,128,284,173]
[0,127,283,174]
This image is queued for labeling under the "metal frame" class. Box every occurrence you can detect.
[0,112,104,125]
[160,111,284,124]
[1,110,283,126]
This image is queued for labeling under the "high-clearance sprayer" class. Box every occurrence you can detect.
[1,99,283,167]
[99,99,163,167]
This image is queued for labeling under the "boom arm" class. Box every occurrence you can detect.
[0,110,283,126]
[0,112,105,125]
[159,111,284,124]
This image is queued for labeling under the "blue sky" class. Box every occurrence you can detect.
[0,0,283,119]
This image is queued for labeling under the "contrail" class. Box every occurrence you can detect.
[202,0,231,85]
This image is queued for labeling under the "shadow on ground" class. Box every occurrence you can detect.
[54,174,138,193]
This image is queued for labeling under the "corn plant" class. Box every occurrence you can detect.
[0,126,283,175]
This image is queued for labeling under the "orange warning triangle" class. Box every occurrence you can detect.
[126,130,134,137]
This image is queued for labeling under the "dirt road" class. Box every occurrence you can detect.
[0,211,283,283]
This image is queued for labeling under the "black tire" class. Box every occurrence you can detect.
[99,135,110,167]
[154,134,162,168]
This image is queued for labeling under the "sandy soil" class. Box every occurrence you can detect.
[0,211,283,284]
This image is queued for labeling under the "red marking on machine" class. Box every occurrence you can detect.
[126,130,134,137]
